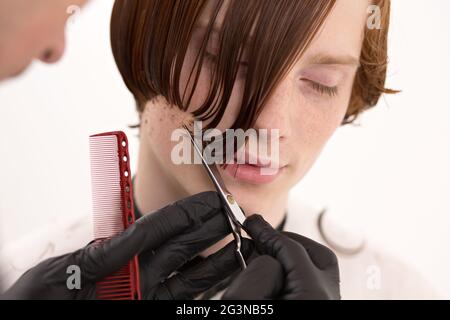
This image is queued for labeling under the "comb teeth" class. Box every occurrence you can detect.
[89,131,141,300]
[95,265,136,299]
[90,135,124,239]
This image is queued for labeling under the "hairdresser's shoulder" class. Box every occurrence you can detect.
[286,199,441,299]
[0,215,91,291]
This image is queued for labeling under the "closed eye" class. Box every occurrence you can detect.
[301,79,339,97]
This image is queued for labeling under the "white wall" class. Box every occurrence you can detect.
[0,0,449,297]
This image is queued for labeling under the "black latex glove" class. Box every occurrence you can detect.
[223,214,340,300]
[3,191,253,300]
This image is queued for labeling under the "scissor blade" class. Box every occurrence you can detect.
[183,125,247,225]
[183,125,227,192]
[183,125,248,270]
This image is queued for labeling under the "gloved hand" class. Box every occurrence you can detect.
[223,214,340,300]
[3,191,253,300]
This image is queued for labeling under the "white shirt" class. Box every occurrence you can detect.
[0,198,438,299]
[285,198,438,299]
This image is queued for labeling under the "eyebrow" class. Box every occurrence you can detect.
[305,53,360,67]
[195,24,360,67]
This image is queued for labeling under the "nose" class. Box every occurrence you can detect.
[253,75,295,139]
[38,33,66,64]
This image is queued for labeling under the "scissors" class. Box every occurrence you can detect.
[182,124,247,270]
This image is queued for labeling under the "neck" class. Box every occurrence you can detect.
[134,136,189,215]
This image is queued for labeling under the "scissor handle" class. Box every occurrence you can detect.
[224,212,247,270]
[222,193,247,227]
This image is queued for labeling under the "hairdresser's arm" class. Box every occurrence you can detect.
[223,214,340,300]
[3,192,252,300]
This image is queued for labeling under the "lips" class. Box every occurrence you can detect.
[234,150,275,167]
[222,151,283,185]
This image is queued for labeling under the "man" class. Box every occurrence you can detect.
[0,0,86,80]
[0,0,340,300]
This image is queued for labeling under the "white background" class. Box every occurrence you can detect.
[0,1,449,297]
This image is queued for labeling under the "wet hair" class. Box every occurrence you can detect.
[111,0,396,130]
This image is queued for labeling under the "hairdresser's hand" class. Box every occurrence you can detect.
[223,214,340,300]
[3,192,252,300]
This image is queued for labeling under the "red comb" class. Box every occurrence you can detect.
[89,131,141,300]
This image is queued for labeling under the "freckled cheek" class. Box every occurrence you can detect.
[311,91,350,129]
[144,105,185,155]
[313,109,343,142]
[291,105,342,160]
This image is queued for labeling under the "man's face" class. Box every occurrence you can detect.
[140,0,370,221]
[0,0,88,81]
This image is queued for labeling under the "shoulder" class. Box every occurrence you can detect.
[0,215,92,292]
[286,198,439,299]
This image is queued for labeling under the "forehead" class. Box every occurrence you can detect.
[197,0,370,64]
[304,0,370,62]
